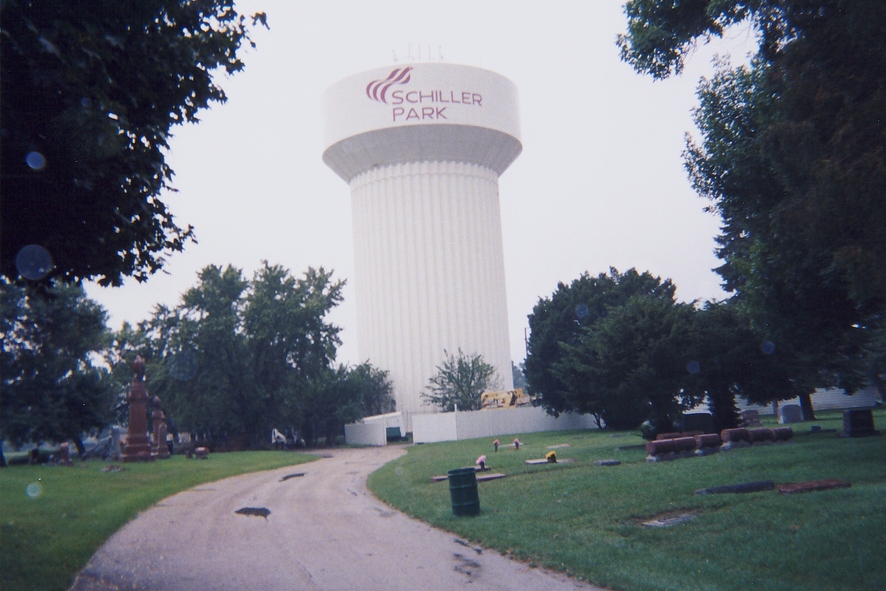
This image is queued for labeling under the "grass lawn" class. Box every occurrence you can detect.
[0,451,316,591]
[368,409,886,591]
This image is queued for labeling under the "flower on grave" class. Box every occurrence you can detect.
[493,439,500,452]
[476,455,487,470]
[513,438,521,450]
[546,450,557,463]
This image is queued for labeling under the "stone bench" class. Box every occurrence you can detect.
[693,433,723,456]
[645,436,697,462]
[656,431,703,441]
[772,427,794,442]
[720,428,750,449]
[748,428,775,444]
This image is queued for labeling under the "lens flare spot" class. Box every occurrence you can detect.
[26,483,43,498]
[575,304,589,318]
[687,360,700,374]
[26,151,46,170]
[169,350,198,381]
[15,245,53,280]
[761,341,776,355]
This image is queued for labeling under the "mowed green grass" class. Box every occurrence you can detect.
[0,451,316,591]
[368,410,886,591]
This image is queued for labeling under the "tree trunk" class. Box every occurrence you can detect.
[799,392,816,421]
[709,388,741,433]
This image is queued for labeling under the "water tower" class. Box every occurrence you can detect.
[323,63,521,428]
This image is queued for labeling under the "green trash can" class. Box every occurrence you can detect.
[448,467,480,516]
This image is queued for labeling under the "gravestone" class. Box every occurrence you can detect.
[841,409,878,437]
[151,396,170,459]
[110,427,122,460]
[594,459,621,467]
[122,357,154,463]
[695,480,775,495]
[58,442,72,466]
[741,409,762,427]
[679,413,715,434]
[780,404,803,424]
[777,479,851,494]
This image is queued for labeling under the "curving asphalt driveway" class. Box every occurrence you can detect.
[69,446,599,591]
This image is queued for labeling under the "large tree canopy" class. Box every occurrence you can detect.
[556,293,697,431]
[115,262,393,448]
[524,267,676,417]
[1,0,267,286]
[1,280,115,463]
[127,263,345,447]
[619,0,886,396]
[685,300,800,432]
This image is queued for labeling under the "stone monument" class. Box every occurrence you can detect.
[122,356,154,462]
[151,396,171,459]
[779,404,803,424]
[841,408,878,437]
[58,442,72,466]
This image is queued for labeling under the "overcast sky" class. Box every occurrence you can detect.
[85,0,756,366]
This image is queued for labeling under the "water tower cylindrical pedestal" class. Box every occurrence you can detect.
[323,64,522,429]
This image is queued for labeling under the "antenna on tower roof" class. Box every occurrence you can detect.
[398,42,444,63]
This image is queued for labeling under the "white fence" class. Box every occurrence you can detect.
[347,385,882,446]
[737,385,881,415]
[412,406,598,444]
[344,412,403,446]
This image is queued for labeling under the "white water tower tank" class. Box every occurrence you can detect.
[323,63,521,428]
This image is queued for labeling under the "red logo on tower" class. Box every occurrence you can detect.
[365,66,484,122]
[366,68,413,104]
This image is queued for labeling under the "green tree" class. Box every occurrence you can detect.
[1,1,267,286]
[347,362,396,417]
[525,268,676,417]
[512,361,528,390]
[296,362,394,446]
[422,349,500,412]
[121,263,346,449]
[686,56,868,419]
[686,300,800,432]
[618,0,886,417]
[1,280,115,465]
[172,264,252,444]
[556,293,697,431]
[243,264,345,446]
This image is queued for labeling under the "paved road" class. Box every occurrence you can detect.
[70,446,598,591]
